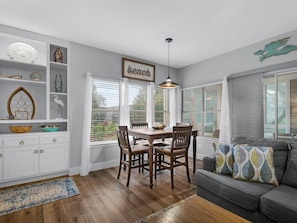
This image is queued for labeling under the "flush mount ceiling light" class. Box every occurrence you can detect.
[159,38,178,88]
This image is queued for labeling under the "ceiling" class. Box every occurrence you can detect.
[1,0,297,69]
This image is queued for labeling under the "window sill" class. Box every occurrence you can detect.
[90,140,118,148]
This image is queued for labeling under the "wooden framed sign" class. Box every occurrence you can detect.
[122,58,155,82]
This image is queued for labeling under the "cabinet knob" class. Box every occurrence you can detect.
[34,150,39,154]
[40,149,44,153]
[52,138,57,143]
[20,140,24,145]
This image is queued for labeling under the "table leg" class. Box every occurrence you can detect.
[192,132,197,173]
[148,140,154,188]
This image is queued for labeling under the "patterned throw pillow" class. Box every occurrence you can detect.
[214,143,234,175]
[233,145,279,186]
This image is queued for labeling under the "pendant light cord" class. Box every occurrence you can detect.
[166,38,172,78]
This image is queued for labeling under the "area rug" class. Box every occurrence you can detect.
[0,177,80,216]
[136,194,196,223]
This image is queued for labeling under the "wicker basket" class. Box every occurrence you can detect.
[9,125,32,133]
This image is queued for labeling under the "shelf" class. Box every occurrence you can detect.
[0,58,46,70]
[0,77,46,86]
[50,61,67,71]
[0,119,68,124]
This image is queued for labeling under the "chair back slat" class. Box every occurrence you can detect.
[172,126,192,150]
[116,126,131,152]
[131,122,148,128]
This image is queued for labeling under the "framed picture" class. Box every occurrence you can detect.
[122,58,155,82]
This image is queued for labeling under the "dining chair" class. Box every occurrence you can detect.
[154,125,192,189]
[131,122,149,145]
[176,122,191,126]
[116,126,148,187]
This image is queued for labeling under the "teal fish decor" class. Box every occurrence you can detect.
[254,37,297,62]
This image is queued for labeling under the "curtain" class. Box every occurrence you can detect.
[230,73,264,138]
[120,78,129,126]
[219,76,231,144]
[80,72,92,176]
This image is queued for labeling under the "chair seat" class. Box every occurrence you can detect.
[131,145,149,155]
[155,146,187,156]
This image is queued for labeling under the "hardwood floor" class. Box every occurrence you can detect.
[0,159,200,223]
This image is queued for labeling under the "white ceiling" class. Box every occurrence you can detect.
[1,0,297,68]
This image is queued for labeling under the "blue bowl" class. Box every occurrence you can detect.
[41,127,59,132]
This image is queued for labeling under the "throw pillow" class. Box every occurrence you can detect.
[282,148,297,188]
[214,143,234,175]
[233,145,279,186]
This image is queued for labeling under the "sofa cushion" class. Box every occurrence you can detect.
[260,184,297,223]
[232,136,289,183]
[195,169,274,211]
[282,145,297,188]
[214,143,234,175]
[232,145,278,186]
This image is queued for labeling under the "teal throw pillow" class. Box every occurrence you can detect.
[214,143,234,175]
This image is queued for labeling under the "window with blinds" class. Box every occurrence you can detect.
[129,83,147,124]
[91,78,120,142]
[182,83,222,137]
[154,87,169,125]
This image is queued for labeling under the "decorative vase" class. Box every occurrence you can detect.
[55,74,63,93]
[30,72,41,81]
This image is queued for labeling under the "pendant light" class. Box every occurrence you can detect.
[159,38,178,88]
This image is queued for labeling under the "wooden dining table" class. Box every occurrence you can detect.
[128,127,198,188]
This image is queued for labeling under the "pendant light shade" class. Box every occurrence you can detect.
[159,38,178,88]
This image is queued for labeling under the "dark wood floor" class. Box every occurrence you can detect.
[0,159,201,223]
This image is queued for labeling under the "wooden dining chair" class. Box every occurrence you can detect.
[131,122,149,145]
[116,126,148,187]
[154,125,192,189]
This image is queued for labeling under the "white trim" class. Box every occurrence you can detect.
[90,160,118,172]
[181,80,223,91]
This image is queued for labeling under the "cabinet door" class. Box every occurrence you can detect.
[3,146,39,180]
[39,143,68,174]
[0,149,3,180]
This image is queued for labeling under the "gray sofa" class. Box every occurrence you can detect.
[195,136,297,223]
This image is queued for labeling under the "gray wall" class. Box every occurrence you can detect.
[69,42,178,172]
[177,29,297,88]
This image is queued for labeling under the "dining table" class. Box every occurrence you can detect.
[128,127,198,188]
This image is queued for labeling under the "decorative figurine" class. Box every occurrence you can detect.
[53,47,63,63]
[55,74,63,93]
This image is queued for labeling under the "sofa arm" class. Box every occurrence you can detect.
[202,157,216,172]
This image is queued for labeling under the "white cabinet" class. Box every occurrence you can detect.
[0,32,69,186]
[1,132,69,183]
[39,133,68,174]
[3,146,39,180]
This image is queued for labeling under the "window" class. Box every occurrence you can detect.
[129,82,147,124]
[182,83,222,137]
[154,87,169,125]
[264,72,297,139]
[91,78,120,142]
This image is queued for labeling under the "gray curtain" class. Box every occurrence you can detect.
[229,73,264,138]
